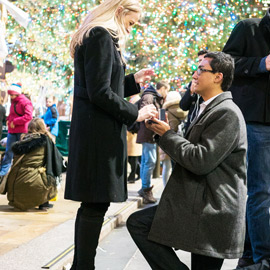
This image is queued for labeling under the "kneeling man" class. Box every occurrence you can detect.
[127,51,247,270]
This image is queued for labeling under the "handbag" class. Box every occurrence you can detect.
[0,154,25,195]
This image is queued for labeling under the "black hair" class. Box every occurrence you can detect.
[197,49,208,56]
[204,51,234,91]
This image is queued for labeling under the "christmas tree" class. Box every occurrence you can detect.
[4,0,269,95]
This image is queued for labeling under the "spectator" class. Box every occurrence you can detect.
[127,94,142,183]
[223,7,270,269]
[180,50,208,133]
[41,96,59,143]
[161,91,187,186]
[0,83,33,179]
[136,81,169,203]
[127,52,247,270]
[6,118,63,211]
[0,97,6,140]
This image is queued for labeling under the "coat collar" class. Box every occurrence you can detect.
[185,92,232,137]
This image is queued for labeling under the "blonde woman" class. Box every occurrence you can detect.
[64,0,156,268]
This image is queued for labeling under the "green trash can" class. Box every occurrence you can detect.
[0,124,8,152]
[56,120,71,157]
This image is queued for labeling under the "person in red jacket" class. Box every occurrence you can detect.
[0,83,33,178]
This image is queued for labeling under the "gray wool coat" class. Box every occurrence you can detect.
[148,92,247,259]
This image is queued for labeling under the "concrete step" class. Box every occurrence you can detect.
[0,176,164,270]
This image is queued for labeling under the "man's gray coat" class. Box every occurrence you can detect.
[148,92,247,259]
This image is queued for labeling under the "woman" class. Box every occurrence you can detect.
[161,91,188,186]
[127,94,142,183]
[7,118,61,211]
[64,0,156,269]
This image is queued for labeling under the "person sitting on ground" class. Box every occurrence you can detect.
[6,118,63,211]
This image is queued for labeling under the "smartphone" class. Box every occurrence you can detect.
[159,109,166,121]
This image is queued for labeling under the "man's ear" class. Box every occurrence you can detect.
[214,72,223,85]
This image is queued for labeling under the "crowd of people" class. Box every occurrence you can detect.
[0,0,269,269]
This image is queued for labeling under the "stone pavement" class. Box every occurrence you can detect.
[0,173,238,270]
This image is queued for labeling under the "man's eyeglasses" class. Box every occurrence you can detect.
[196,67,216,76]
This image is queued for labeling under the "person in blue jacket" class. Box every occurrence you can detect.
[41,97,59,142]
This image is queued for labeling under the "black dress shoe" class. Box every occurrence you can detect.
[236,258,254,269]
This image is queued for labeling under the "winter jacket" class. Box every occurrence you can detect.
[41,104,59,136]
[149,92,247,259]
[136,85,164,144]
[7,134,57,210]
[7,94,33,134]
[223,8,270,123]
[163,91,187,132]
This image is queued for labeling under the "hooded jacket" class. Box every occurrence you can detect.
[7,134,57,210]
[7,94,33,134]
[136,85,164,143]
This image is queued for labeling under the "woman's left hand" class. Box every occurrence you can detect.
[145,117,170,136]
[134,68,155,84]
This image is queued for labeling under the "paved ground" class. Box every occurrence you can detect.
[0,173,239,270]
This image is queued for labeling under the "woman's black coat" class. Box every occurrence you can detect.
[65,27,140,202]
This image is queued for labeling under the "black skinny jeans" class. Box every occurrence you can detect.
[127,205,224,270]
[71,202,110,270]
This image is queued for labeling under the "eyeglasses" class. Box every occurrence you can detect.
[196,67,216,76]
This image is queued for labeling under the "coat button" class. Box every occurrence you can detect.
[244,69,248,74]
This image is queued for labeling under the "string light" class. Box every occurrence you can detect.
[5,0,266,94]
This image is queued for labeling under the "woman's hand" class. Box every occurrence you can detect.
[10,121,15,129]
[145,117,170,136]
[136,104,157,122]
[134,68,155,84]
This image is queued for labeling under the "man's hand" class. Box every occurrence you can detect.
[190,81,196,95]
[10,121,15,129]
[134,68,155,84]
[145,117,170,136]
[266,55,270,71]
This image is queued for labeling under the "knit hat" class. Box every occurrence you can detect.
[8,83,22,95]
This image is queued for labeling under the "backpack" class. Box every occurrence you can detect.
[127,98,141,134]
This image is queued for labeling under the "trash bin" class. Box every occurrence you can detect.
[0,124,8,152]
[55,120,71,156]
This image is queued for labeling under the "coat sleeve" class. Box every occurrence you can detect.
[179,84,197,111]
[223,21,264,78]
[83,27,138,126]
[157,108,242,175]
[124,74,140,98]
[140,93,155,109]
[12,103,33,126]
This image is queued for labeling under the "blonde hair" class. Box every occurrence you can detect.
[27,118,54,141]
[70,0,141,61]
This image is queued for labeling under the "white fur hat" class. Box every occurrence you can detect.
[163,91,181,109]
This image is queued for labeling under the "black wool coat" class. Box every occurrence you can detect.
[65,27,140,203]
[223,8,270,123]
